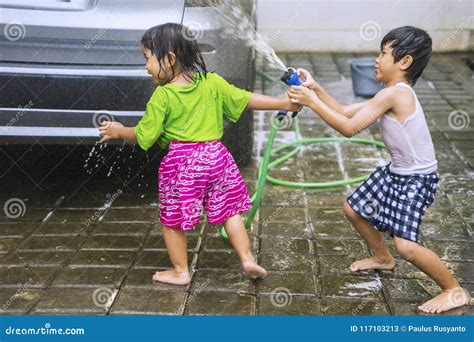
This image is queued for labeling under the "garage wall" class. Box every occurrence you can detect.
[256,0,474,52]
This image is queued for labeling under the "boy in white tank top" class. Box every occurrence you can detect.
[287,26,469,313]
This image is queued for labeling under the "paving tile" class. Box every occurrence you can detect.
[257,272,316,295]
[47,209,104,224]
[0,238,23,253]
[323,298,389,315]
[67,250,136,268]
[196,250,241,270]
[91,222,152,236]
[0,266,58,288]
[190,269,254,294]
[320,275,384,300]
[50,267,127,288]
[309,208,347,224]
[0,223,38,238]
[103,208,158,223]
[184,292,255,315]
[260,253,315,273]
[313,222,359,239]
[18,235,84,252]
[260,207,306,223]
[0,251,74,267]
[258,221,313,239]
[110,288,186,315]
[2,209,51,223]
[32,222,90,236]
[0,288,44,314]
[200,234,234,251]
[423,240,473,262]
[81,235,144,251]
[382,278,432,302]
[314,239,369,257]
[258,295,322,315]
[260,237,312,254]
[31,287,114,314]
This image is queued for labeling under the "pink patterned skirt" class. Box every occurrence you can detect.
[158,140,252,230]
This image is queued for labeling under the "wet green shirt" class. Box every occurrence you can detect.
[134,72,251,150]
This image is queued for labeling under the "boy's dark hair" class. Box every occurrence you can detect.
[381,26,432,86]
[141,23,207,84]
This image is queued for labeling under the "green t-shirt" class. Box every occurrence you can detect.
[134,72,252,150]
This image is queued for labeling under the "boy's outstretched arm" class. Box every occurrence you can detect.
[316,87,368,118]
[297,68,368,118]
[99,121,137,144]
[288,86,394,137]
[247,92,302,112]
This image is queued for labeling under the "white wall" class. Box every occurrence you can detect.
[256,0,474,52]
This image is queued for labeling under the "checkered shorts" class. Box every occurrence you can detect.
[347,164,439,242]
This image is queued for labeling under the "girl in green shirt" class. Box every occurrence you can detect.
[100,23,300,286]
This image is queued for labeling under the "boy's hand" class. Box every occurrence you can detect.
[287,85,319,107]
[99,120,124,143]
[297,68,321,91]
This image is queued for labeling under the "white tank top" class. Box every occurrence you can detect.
[378,82,438,175]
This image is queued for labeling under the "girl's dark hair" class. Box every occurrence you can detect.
[380,26,432,86]
[141,23,207,84]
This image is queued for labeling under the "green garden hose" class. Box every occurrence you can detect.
[220,70,386,239]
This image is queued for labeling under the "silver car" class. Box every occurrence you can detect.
[0,0,255,165]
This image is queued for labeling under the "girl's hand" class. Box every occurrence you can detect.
[282,92,303,112]
[99,121,124,143]
[287,85,320,107]
[297,68,321,91]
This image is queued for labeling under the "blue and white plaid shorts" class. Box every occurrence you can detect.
[347,164,439,242]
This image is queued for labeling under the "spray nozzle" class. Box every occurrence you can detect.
[276,67,302,121]
[280,67,302,87]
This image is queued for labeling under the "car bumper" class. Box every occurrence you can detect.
[0,108,143,145]
[0,3,255,150]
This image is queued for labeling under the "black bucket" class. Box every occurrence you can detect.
[348,58,384,97]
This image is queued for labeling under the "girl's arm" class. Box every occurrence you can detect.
[99,92,299,143]
[297,68,368,118]
[118,127,137,144]
[99,121,137,144]
[247,92,302,112]
[288,86,394,138]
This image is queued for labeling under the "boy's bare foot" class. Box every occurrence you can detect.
[152,269,191,285]
[418,287,470,314]
[242,259,267,279]
[350,256,396,272]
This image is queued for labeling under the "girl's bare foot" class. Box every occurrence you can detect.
[418,287,470,314]
[152,269,191,285]
[242,259,267,279]
[350,256,396,272]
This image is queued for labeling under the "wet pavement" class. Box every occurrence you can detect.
[0,52,473,315]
